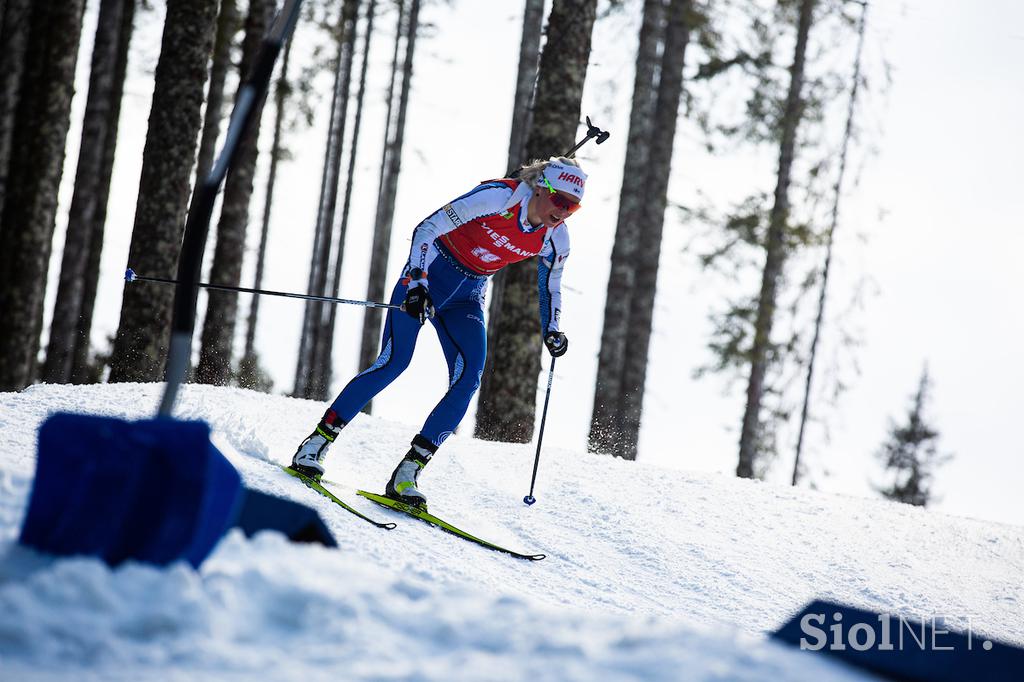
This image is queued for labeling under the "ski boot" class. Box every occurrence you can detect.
[290,410,345,481]
[385,435,437,509]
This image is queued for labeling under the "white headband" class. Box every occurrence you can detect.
[541,161,587,201]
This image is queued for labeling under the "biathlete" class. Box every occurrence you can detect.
[289,157,586,507]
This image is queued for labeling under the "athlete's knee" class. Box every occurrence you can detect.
[449,365,483,397]
[357,337,413,380]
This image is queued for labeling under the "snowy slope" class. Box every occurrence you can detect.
[1,384,1021,680]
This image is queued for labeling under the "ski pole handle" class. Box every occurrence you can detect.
[563,116,611,158]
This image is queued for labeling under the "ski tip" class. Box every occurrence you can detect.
[124,268,137,282]
[526,554,546,561]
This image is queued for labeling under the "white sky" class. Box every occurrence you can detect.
[46,0,1024,526]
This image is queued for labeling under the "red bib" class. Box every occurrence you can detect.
[439,179,548,275]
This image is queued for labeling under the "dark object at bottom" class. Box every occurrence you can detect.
[19,413,338,568]
[773,599,1024,682]
[20,413,243,568]
[233,488,336,547]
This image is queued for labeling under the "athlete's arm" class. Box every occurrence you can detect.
[537,223,570,335]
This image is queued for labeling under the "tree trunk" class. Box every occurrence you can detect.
[71,0,136,384]
[475,0,597,443]
[616,0,691,460]
[736,0,816,478]
[293,7,352,397]
[357,0,420,412]
[315,0,378,397]
[0,0,32,221]
[588,0,666,455]
[0,0,85,391]
[241,38,293,371]
[294,0,360,399]
[792,1,867,486]
[194,0,238,185]
[506,0,544,173]
[108,0,219,384]
[43,0,132,384]
[196,0,275,385]
[481,0,545,428]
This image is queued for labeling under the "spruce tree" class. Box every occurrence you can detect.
[736,0,818,478]
[875,366,951,507]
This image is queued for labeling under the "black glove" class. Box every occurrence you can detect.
[543,331,568,357]
[402,285,434,324]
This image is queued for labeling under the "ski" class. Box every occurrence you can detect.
[356,490,546,561]
[282,466,397,530]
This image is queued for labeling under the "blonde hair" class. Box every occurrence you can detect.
[515,156,582,189]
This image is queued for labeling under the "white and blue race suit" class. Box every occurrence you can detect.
[327,178,570,448]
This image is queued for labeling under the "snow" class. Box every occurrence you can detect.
[1,383,1021,680]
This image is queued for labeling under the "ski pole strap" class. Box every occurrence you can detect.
[125,268,400,310]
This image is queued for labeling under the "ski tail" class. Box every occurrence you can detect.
[282,466,396,530]
[357,490,545,561]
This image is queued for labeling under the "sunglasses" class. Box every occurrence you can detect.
[541,177,582,214]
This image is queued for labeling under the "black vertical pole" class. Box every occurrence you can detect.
[523,357,556,505]
[159,0,304,417]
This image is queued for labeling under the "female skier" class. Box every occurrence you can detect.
[289,157,586,507]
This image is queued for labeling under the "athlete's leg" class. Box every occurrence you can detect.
[328,280,421,422]
[417,300,487,448]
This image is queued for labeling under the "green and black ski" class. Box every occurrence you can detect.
[282,466,397,530]
[357,490,546,561]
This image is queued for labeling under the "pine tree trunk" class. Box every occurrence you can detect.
[315,0,377,397]
[0,0,85,391]
[242,38,293,365]
[481,0,545,423]
[0,0,32,221]
[506,0,544,173]
[617,0,691,460]
[737,0,816,478]
[792,1,867,486]
[108,0,219,384]
[196,0,275,385]
[587,0,666,455]
[302,0,361,400]
[292,4,357,397]
[71,0,136,384]
[357,0,419,412]
[43,0,132,384]
[475,0,597,443]
[194,0,238,185]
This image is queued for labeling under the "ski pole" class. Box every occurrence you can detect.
[125,268,400,311]
[523,356,556,506]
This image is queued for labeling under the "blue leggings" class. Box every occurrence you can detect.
[329,255,487,448]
